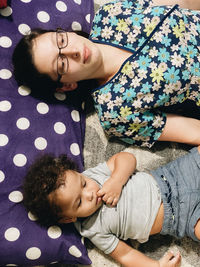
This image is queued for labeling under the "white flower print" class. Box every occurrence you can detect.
[149,46,158,57]
[102,17,109,25]
[163,84,175,94]
[152,115,165,128]
[143,93,154,103]
[152,83,161,92]
[107,100,115,109]
[102,26,114,39]
[114,96,123,106]
[130,77,141,87]
[115,32,123,42]
[119,76,128,85]
[158,62,168,72]
[171,52,184,67]
[153,31,163,43]
[132,99,142,109]
[171,44,179,52]
[127,32,136,43]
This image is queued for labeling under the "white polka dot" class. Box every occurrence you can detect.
[18,85,31,96]
[0,134,9,146]
[68,245,82,258]
[0,69,12,79]
[9,191,23,203]
[37,11,50,23]
[47,226,62,239]
[0,36,12,48]
[37,102,49,114]
[0,6,12,16]
[4,227,20,242]
[70,143,80,156]
[20,0,32,2]
[73,0,81,5]
[34,137,47,150]
[71,21,82,31]
[0,170,5,182]
[56,1,67,12]
[54,122,66,134]
[28,212,37,221]
[13,154,27,167]
[71,110,80,122]
[18,24,31,35]
[16,117,30,130]
[26,247,41,260]
[85,14,91,23]
[0,100,12,112]
[54,92,66,101]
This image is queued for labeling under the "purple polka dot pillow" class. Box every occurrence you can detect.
[0,0,94,266]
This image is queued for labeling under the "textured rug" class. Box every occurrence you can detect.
[45,1,200,266]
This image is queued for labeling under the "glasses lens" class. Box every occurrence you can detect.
[57,55,68,75]
[56,30,68,49]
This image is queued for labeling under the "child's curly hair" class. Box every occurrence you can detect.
[23,154,78,226]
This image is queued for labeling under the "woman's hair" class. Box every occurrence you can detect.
[23,154,78,226]
[12,28,89,99]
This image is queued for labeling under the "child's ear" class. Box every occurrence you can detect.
[59,217,77,224]
[56,82,78,92]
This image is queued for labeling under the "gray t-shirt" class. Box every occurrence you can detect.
[75,162,161,254]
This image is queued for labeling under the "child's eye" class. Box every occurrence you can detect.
[78,198,82,207]
[83,181,86,187]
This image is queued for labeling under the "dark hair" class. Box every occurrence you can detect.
[12,28,89,99]
[23,154,78,226]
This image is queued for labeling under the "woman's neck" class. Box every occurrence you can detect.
[96,43,132,85]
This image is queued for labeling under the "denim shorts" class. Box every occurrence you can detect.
[151,147,200,242]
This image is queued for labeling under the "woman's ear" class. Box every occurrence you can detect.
[56,82,78,92]
[59,217,77,224]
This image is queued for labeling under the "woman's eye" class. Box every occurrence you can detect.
[83,181,86,187]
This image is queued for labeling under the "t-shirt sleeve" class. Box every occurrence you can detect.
[82,162,111,186]
[75,218,119,255]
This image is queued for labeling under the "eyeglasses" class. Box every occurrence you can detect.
[56,28,69,82]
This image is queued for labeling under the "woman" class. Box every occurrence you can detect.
[13,0,200,147]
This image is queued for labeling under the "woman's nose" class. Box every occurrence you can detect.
[61,46,80,60]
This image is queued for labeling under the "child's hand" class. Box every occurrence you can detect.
[158,251,181,267]
[97,178,123,206]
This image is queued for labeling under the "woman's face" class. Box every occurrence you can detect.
[32,31,102,88]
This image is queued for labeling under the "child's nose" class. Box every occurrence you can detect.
[83,189,93,202]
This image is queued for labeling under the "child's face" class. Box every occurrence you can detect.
[49,170,102,223]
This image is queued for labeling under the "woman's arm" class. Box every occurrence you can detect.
[158,114,200,145]
[152,0,200,10]
[97,152,136,206]
[110,240,181,267]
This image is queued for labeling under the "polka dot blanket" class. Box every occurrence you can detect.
[0,0,94,266]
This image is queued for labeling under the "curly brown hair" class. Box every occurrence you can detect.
[23,154,78,226]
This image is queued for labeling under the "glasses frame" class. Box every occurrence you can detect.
[56,28,69,82]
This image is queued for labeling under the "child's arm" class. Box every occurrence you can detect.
[110,240,181,267]
[97,152,136,206]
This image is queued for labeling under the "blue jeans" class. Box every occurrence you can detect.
[151,147,200,242]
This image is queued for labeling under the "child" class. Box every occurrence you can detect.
[23,147,200,267]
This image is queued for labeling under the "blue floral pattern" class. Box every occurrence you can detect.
[90,0,200,147]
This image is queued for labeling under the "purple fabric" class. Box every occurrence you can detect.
[0,0,94,265]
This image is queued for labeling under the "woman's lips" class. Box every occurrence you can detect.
[83,46,90,63]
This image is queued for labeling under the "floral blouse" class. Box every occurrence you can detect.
[89,0,200,147]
